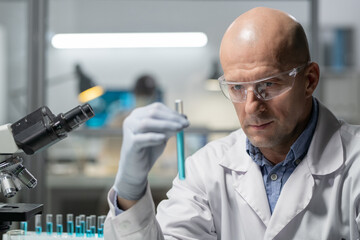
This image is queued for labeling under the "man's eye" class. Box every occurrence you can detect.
[257,82,275,92]
[233,85,243,91]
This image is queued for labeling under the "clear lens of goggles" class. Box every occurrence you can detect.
[219,76,294,102]
[218,64,307,103]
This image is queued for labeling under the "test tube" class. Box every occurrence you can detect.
[35,214,42,235]
[90,215,96,236]
[56,214,63,235]
[97,216,105,238]
[46,214,53,235]
[75,216,82,237]
[20,221,27,235]
[86,216,91,237]
[175,99,186,180]
[80,214,86,235]
[67,213,74,235]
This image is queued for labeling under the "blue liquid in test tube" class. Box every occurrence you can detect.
[91,226,96,236]
[56,214,63,236]
[35,214,42,235]
[175,99,185,180]
[57,224,63,235]
[36,226,42,235]
[80,216,86,235]
[86,216,92,237]
[176,131,185,179]
[98,228,104,238]
[68,221,74,235]
[90,215,96,237]
[67,214,74,235]
[98,216,105,238]
[46,214,53,235]
[20,221,27,235]
[76,225,82,237]
[46,223,53,235]
[76,216,82,237]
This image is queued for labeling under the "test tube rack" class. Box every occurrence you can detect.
[3,232,104,239]
[3,213,105,239]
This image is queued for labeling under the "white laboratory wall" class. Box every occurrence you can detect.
[0,1,28,122]
[46,0,309,129]
[318,0,360,123]
[319,0,360,70]
[0,25,6,124]
[322,72,360,123]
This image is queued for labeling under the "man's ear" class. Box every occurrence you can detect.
[304,62,320,97]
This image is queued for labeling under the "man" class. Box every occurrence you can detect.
[105,7,360,239]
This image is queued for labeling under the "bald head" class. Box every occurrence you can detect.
[220,7,310,72]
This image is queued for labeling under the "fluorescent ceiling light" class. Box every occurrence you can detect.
[51,32,208,49]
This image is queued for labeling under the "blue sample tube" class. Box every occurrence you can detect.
[80,214,86,236]
[20,221,27,235]
[97,216,105,238]
[46,214,53,235]
[90,215,96,236]
[56,214,63,236]
[35,214,42,235]
[175,99,185,180]
[86,216,91,237]
[75,216,82,237]
[67,214,74,235]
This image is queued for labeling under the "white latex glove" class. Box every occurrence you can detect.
[114,102,189,200]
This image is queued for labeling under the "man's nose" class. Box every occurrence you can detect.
[244,89,265,114]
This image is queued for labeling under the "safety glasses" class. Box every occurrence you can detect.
[218,63,309,103]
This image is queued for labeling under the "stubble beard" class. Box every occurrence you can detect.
[247,131,284,149]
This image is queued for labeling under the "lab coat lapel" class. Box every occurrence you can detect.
[219,133,271,227]
[305,101,343,175]
[233,161,272,227]
[265,160,315,239]
[265,101,343,239]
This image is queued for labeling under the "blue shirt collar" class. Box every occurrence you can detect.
[246,97,319,167]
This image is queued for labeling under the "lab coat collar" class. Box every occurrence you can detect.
[218,130,252,173]
[305,101,344,176]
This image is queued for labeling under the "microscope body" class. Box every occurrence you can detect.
[0,104,94,235]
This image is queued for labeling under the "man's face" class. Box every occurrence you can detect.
[225,63,309,151]
[218,7,318,154]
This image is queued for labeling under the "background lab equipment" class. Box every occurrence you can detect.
[0,103,94,238]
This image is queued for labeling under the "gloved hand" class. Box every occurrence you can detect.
[114,102,189,200]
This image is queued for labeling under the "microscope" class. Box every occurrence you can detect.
[0,103,94,235]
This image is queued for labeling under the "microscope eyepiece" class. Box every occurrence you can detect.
[58,104,95,132]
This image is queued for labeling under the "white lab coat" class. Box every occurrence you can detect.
[104,102,360,240]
